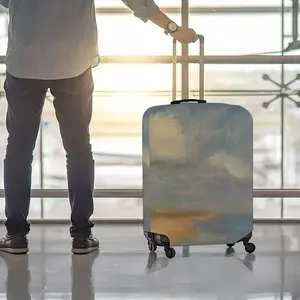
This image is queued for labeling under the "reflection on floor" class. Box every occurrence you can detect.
[0,224,299,299]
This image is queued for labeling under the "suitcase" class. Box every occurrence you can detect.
[142,34,256,259]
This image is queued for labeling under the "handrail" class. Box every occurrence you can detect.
[1,6,299,15]
[0,55,299,65]
[0,189,299,198]
[101,55,300,65]
[93,6,300,14]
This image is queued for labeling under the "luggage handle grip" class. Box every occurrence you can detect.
[171,99,206,104]
[172,34,205,102]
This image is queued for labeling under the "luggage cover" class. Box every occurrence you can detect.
[142,102,253,247]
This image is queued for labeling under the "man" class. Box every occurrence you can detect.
[0,0,198,255]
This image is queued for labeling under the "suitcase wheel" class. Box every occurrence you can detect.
[227,232,256,254]
[164,247,176,259]
[145,232,176,258]
[244,242,256,254]
[148,241,157,252]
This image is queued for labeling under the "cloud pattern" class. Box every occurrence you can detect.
[142,103,253,246]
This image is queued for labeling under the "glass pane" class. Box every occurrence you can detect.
[0,94,6,190]
[0,198,41,219]
[96,7,283,55]
[283,65,300,219]
[43,198,142,219]
[254,198,281,219]
[189,14,282,55]
[96,14,181,56]
[41,198,282,220]
[42,98,66,189]
[0,14,8,56]
[282,65,299,189]
[284,198,300,218]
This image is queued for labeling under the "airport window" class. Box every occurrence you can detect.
[0,1,298,220]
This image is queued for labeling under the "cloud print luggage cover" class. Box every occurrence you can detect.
[142,35,255,258]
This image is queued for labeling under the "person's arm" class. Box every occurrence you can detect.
[121,0,198,44]
[149,9,172,30]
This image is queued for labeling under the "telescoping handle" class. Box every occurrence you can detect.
[171,34,205,104]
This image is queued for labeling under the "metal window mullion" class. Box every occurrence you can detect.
[280,0,285,220]
[39,120,44,220]
[181,0,189,99]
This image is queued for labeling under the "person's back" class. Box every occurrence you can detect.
[6,0,99,79]
[0,0,198,255]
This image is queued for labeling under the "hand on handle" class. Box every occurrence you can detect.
[171,27,198,44]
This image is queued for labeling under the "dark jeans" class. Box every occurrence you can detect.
[3,68,95,237]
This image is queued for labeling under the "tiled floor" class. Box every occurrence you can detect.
[0,224,299,299]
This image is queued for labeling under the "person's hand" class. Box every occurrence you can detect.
[172,27,198,44]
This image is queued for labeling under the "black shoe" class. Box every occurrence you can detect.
[71,235,99,255]
[0,234,28,254]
